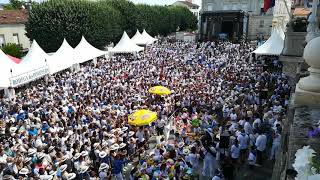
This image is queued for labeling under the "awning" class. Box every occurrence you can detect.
[109,31,144,53]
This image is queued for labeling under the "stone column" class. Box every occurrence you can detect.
[294,37,320,106]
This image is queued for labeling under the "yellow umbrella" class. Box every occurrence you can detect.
[128,109,157,126]
[148,86,171,95]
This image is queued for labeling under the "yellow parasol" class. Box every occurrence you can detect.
[128,109,157,126]
[148,86,171,95]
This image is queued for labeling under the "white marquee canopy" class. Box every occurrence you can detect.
[110,31,144,53]
[10,40,49,87]
[141,29,158,44]
[253,28,285,56]
[47,39,75,74]
[131,30,149,45]
[0,50,17,88]
[74,36,107,64]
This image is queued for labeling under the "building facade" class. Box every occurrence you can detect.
[0,10,30,50]
[200,0,289,41]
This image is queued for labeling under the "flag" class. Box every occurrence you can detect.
[264,0,276,12]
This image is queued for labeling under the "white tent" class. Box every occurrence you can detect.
[47,39,75,74]
[253,28,285,56]
[0,50,16,88]
[74,36,107,64]
[10,40,49,87]
[109,31,144,53]
[141,29,158,44]
[131,30,149,45]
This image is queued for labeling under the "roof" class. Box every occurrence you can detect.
[293,7,310,17]
[0,10,28,25]
[253,28,285,56]
[176,1,199,8]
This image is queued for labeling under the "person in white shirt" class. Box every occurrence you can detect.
[270,132,281,160]
[230,140,240,164]
[237,130,249,163]
[255,131,267,165]
[244,119,252,135]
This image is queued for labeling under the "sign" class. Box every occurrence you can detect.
[10,66,49,87]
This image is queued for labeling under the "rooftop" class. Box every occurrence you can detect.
[0,10,28,25]
[177,1,199,9]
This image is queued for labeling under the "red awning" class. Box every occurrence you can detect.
[7,55,21,64]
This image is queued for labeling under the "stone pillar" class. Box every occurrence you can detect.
[294,36,320,106]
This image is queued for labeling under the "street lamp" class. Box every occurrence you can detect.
[306,0,320,42]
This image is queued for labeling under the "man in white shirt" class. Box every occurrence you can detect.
[237,130,249,163]
[255,131,267,165]
[270,132,281,160]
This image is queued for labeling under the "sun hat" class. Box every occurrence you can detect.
[119,143,126,149]
[122,127,128,132]
[99,151,107,158]
[39,175,53,180]
[73,153,81,160]
[19,168,29,175]
[66,173,76,180]
[28,148,37,156]
[128,131,135,137]
[79,166,89,174]
[81,151,88,157]
[110,144,120,151]
[99,163,109,171]
[60,164,68,172]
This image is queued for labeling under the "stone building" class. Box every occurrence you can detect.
[172,0,201,28]
[200,0,291,41]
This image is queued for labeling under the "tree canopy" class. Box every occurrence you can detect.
[25,0,197,52]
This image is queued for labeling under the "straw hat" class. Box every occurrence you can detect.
[60,164,68,172]
[9,127,17,134]
[28,148,37,156]
[99,163,109,171]
[73,153,81,160]
[79,166,89,174]
[110,144,120,151]
[19,168,29,175]
[24,157,32,163]
[128,131,135,137]
[39,175,53,180]
[66,173,76,180]
[99,152,107,158]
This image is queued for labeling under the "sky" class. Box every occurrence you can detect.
[0,0,201,7]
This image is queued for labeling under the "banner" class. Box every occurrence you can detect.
[10,66,49,87]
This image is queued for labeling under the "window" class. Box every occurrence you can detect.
[13,33,20,45]
[207,3,213,11]
[259,20,264,28]
[0,34,5,48]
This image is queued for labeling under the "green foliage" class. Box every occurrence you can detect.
[25,0,197,52]
[1,43,23,58]
[3,0,24,10]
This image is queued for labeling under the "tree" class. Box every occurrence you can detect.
[2,43,23,58]
[25,0,122,52]
[3,0,24,10]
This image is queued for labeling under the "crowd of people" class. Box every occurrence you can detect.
[0,38,291,180]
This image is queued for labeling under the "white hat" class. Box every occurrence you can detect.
[39,175,53,180]
[24,157,32,163]
[19,168,29,175]
[60,164,68,172]
[119,143,126,149]
[122,127,128,132]
[128,131,135,137]
[80,166,89,174]
[73,153,81,160]
[28,148,37,156]
[66,173,76,180]
[99,151,107,158]
[93,143,100,149]
[81,151,88,157]
[110,144,120,151]
[99,163,109,171]
[9,127,17,133]
[38,153,46,159]
[48,146,55,152]
[49,170,56,176]
[60,156,68,163]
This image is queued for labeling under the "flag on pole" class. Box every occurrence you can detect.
[264,0,276,12]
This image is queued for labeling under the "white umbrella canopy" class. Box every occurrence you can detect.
[47,39,75,74]
[110,31,144,53]
[253,28,285,56]
[74,36,107,64]
[131,30,149,45]
[141,29,158,44]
